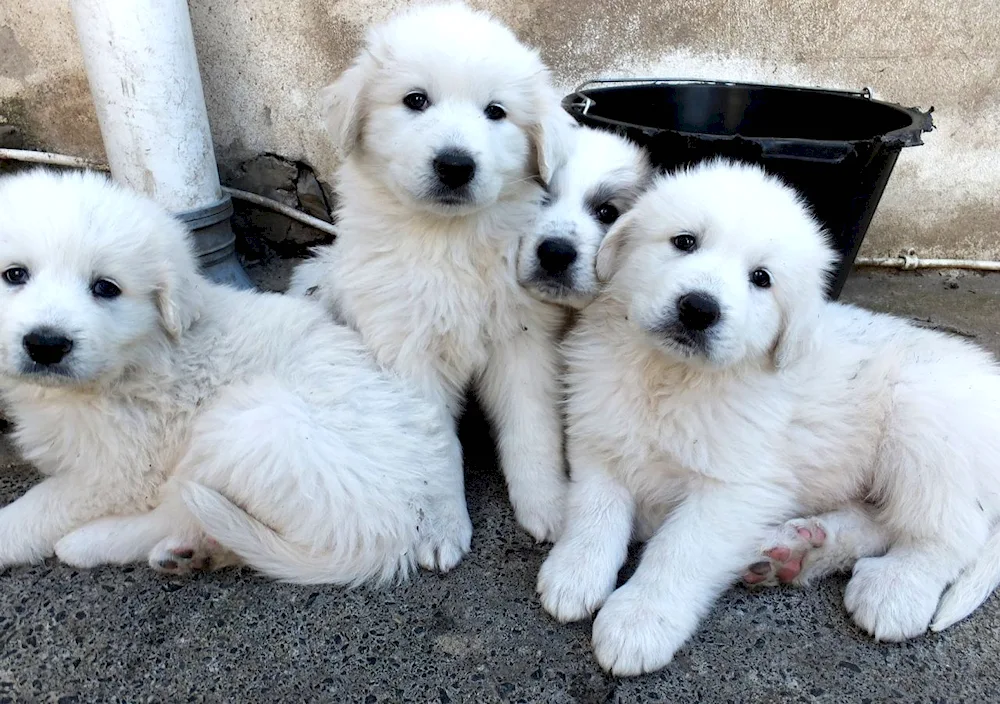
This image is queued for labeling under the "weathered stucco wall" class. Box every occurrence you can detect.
[2,0,997,259]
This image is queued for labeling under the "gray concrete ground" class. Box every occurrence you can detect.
[2,268,1000,703]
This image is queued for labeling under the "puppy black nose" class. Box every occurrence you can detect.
[23,328,74,366]
[536,238,578,276]
[433,149,476,189]
[677,292,721,331]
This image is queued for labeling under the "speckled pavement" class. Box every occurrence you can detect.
[2,268,999,703]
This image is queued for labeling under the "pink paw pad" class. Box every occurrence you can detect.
[795,524,826,546]
[153,545,214,575]
[741,519,827,587]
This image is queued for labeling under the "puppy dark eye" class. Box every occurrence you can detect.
[484,103,507,121]
[672,234,697,252]
[92,278,122,299]
[750,268,772,288]
[595,203,619,225]
[402,91,429,111]
[539,193,552,207]
[2,266,29,286]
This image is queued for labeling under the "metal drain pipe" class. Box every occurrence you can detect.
[69,0,252,289]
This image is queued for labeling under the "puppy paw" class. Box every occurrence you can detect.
[844,556,939,641]
[149,536,230,576]
[510,480,566,543]
[537,543,616,622]
[54,530,105,569]
[743,517,827,587]
[0,531,50,568]
[591,583,686,676]
[415,512,472,574]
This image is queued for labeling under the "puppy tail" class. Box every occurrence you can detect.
[930,526,1000,632]
[180,481,412,586]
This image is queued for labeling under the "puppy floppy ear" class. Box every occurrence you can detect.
[772,248,837,370]
[156,232,204,341]
[595,212,635,283]
[772,295,823,370]
[320,50,375,157]
[528,82,577,185]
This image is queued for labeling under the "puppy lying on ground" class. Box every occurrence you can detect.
[517,126,652,310]
[288,3,575,542]
[537,159,1000,675]
[0,169,471,583]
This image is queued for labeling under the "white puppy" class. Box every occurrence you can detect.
[537,159,1000,675]
[0,169,471,583]
[288,3,575,542]
[517,126,652,309]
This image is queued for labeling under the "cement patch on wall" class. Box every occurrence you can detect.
[1,0,997,259]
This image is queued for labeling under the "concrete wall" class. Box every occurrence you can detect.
[2,0,997,259]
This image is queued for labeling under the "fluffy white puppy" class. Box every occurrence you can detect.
[288,3,575,541]
[517,126,652,309]
[537,159,1000,675]
[0,169,471,583]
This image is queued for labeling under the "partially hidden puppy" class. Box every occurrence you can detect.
[0,169,471,583]
[517,126,652,310]
[288,3,576,542]
[537,159,1000,675]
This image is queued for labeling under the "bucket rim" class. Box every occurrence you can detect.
[562,78,934,148]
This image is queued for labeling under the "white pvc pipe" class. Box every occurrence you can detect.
[69,0,253,288]
[68,0,221,212]
[854,255,1000,272]
[222,186,340,238]
[0,148,107,172]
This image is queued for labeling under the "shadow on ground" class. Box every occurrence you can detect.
[2,269,999,702]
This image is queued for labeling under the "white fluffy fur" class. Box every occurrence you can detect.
[288,3,575,542]
[0,169,472,584]
[537,159,1000,675]
[517,126,652,309]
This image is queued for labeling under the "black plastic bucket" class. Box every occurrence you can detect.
[562,79,934,298]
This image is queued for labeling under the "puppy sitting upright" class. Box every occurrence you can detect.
[538,160,1000,675]
[0,169,471,582]
[289,3,575,541]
